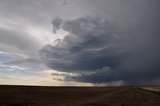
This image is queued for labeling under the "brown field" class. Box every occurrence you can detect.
[0,85,159,106]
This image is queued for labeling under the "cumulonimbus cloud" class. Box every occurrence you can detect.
[40,16,122,71]
[40,15,160,85]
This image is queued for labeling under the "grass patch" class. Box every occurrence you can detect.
[138,86,160,95]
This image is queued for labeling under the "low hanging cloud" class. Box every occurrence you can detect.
[40,14,160,85]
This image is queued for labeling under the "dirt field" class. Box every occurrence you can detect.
[0,85,159,106]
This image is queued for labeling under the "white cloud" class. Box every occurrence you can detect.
[0,64,27,71]
[0,51,27,59]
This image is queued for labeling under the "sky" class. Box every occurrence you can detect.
[0,0,160,86]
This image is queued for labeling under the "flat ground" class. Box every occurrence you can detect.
[0,85,159,106]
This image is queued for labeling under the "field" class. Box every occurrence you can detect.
[0,85,159,106]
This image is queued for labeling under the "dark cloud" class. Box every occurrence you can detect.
[66,67,160,85]
[62,0,74,6]
[40,16,123,72]
[40,12,160,85]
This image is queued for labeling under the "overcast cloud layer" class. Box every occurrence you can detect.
[0,0,160,85]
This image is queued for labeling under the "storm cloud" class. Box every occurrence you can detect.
[40,2,160,85]
[40,16,122,72]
